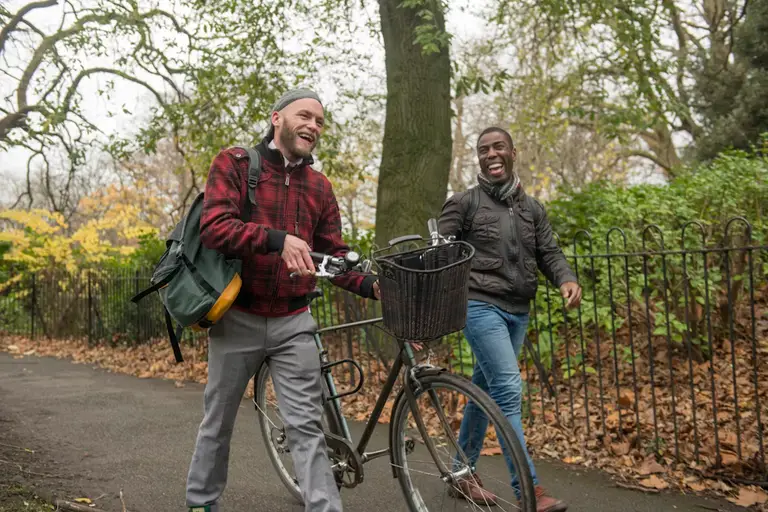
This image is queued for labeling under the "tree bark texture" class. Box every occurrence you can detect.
[375,0,452,248]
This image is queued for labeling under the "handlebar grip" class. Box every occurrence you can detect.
[309,252,327,263]
[388,234,422,246]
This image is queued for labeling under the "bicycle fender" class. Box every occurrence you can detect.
[388,365,448,477]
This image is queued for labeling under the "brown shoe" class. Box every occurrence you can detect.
[535,486,568,512]
[447,474,498,506]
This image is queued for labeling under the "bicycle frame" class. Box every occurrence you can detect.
[314,319,432,466]
[300,221,467,480]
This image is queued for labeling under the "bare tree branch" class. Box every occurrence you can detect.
[0,106,48,141]
[621,148,671,171]
[61,66,170,117]
[0,0,58,57]
[16,8,187,114]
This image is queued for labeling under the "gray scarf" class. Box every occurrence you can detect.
[477,172,521,204]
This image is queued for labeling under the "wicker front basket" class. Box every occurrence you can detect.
[373,240,474,341]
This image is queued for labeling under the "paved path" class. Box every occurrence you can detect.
[0,352,741,511]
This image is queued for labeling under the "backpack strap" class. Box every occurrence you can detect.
[129,265,181,304]
[460,186,481,239]
[164,307,185,363]
[233,146,262,222]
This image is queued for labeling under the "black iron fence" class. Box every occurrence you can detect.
[1,217,767,481]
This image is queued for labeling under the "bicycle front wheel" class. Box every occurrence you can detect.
[391,372,536,512]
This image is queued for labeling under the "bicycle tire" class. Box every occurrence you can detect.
[254,363,343,503]
[391,372,536,512]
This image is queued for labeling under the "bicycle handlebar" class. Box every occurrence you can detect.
[292,217,450,279]
[386,218,453,248]
[290,250,370,279]
[427,218,438,236]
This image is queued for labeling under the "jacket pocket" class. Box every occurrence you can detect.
[471,212,501,242]
[470,257,508,295]
[471,256,503,271]
[521,257,539,299]
[518,209,536,248]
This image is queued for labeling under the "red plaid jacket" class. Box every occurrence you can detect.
[200,138,377,317]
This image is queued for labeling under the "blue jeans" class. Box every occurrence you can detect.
[456,300,538,495]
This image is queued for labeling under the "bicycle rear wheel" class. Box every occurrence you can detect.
[391,372,536,512]
[253,363,342,502]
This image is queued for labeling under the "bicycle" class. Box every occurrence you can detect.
[253,219,536,511]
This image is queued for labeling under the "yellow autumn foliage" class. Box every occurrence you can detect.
[0,184,159,272]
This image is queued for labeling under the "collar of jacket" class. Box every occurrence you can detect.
[257,136,314,169]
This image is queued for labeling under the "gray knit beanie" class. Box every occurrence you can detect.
[266,88,323,138]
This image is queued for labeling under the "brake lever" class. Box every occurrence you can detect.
[290,254,344,279]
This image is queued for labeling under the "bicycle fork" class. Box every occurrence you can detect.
[391,346,473,484]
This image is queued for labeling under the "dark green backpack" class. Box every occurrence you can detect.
[131,147,262,362]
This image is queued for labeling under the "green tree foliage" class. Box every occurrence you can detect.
[694,0,768,159]
[489,0,760,175]
[535,146,768,368]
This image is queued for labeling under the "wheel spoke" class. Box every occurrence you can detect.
[391,373,533,512]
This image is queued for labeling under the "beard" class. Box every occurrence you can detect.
[279,122,316,159]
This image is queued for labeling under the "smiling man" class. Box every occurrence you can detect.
[438,127,581,512]
[185,89,379,512]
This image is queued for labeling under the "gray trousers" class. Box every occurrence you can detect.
[186,308,342,512]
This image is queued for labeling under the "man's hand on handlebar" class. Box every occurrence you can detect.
[281,234,314,276]
[373,281,380,300]
[287,248,373,281]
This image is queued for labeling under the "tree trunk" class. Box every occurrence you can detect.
[449,95,471,193]
[375,0,452,248]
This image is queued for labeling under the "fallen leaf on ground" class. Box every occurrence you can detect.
[721,450,739,466]
[611,441,631,456]
[639,457,665,475]
[686,480,707,492]
[710,480,733,493]
[722,431,739,449]
[619,390,635,409]
[640,475,669,490]
[727,487,768,507]
[481,446,502,456]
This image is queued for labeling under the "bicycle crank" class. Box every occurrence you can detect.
[325,432,364,488]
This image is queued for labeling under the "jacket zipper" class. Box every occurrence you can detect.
[270,168,295,313]
[509,206,518,263]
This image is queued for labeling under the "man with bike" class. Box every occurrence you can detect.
[186,88,379,512]
[438,126,581,512]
